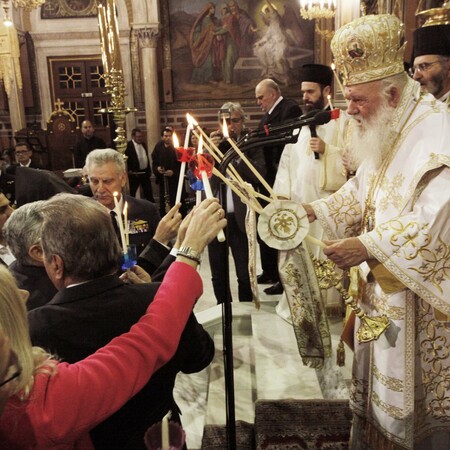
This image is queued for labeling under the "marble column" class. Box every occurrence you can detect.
[7,74,26,133]
[7,31,26,132]
[137,27,160,152]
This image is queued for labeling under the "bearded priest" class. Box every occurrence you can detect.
[303,14,450,450]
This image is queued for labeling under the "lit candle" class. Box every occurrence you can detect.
[184,116,192,149]
[327,94,334,110]
[196,135,225,242]
[123,201,129,246]
[198,135,215,198]
[173,132,186,205]
[113,192,127,253]
[161,412,169,450]
[195,134,204,207]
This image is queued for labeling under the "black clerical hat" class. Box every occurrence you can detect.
[299,64,333,86]
[412,24,450,60]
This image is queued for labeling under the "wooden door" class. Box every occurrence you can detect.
[48,56,112,146]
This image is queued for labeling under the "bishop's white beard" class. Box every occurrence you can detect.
[348,98,396,171]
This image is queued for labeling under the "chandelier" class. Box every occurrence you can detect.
[416,0,450,26]
[300,0,336,21]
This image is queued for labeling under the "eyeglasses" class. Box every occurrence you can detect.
[411,61,441,74]
[15,151,30,155]
[0,368,21,388]
[0,350,21,388]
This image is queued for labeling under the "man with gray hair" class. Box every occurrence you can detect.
[85,148,181,273]
[28,193,215,449]
[4,201,57,310]
[208,102,265,303]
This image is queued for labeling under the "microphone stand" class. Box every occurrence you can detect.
[218,180,236,450]
[215,114,332,445]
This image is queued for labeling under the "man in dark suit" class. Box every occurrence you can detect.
[6,141,44,174]
[125,128,155,202]
[0,170,15,204]
[15,166,77,207]
[86,148,177,268]
[208,102,266,303]
[73,120,107,168]
[255,79,301,295]
[28,194,214,450]
[152,127,185,217]
[0,191,14,266]
[4,200,57,310]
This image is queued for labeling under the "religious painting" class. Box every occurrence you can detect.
[41,0,99,19]
[165,0,315,104]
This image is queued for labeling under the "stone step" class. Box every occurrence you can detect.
[205,333,255,425]
[251,310,323,401]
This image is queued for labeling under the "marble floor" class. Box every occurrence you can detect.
[173,247,352,449]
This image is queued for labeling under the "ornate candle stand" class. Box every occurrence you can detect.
[312,257,390,345]
[100,68,136,157]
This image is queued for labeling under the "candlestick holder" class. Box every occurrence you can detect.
[121,244,137,270]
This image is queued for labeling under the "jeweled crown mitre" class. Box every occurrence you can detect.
[331,14,407,86]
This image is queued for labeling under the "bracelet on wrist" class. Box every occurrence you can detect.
[177,246,202,264]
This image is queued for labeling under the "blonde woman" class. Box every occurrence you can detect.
[0,198,226,449]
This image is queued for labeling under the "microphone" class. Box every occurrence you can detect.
[301,109,340,159]
[256,109,340,138]
[310,124,320,159]
[303,110,321,159]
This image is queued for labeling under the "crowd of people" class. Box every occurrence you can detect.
[0,11,449,450]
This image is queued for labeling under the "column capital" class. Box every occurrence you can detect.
[135,27,160,48]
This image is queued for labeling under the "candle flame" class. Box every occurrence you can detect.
[186,113,198,127]
[327,94,334,110]
[222,117,229,139]
[331,63,335,71]
[172,131,179,148]
[113,191,118,197]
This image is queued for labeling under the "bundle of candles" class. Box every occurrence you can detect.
[112,192,136,268]
[113,192,129,251]
[172,111,341,250]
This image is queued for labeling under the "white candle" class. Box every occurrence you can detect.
[327,94,334,110]
[222,119,277,199]
[161,413,169,450]
[173,132,186,206]
[183,120,192,149]
[197,135,225,242]
[196,189,202,207]
[123,201,129,246]
[113,192,127,253]
[195,135,204,207]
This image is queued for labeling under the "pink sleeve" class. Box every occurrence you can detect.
[34,262,202,444]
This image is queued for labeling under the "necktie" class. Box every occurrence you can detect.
[110,211,120,239]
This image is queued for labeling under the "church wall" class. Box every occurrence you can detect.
[1,0,422,159]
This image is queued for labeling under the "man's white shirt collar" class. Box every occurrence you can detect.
[268,96,283,115]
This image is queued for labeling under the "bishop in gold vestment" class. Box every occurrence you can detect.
[307,14,450,450]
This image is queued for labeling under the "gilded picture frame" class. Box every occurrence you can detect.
[161,0,316,107]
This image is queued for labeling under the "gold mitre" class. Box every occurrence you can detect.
[331,14,406,86]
